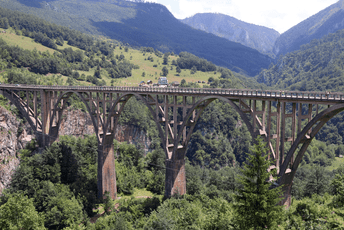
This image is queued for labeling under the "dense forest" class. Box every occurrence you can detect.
[257,29,344,92]
[2,135,344,229]
[2,2,344,229]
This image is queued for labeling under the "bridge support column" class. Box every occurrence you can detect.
[278,172,294,207]
[97,134,117,200]
[280,183,292,207]
[165,158,186,197]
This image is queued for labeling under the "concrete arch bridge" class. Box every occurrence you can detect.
[1,84,343,206]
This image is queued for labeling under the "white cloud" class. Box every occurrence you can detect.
[154,0,339,33]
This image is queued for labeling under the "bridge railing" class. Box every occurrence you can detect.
[1,84,344,101]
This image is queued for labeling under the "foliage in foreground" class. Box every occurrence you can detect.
[233,137,283,229]
[0,193,45,230]
[2,134,344,229]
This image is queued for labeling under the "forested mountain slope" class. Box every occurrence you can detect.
[0,0,272,76]
[181,13,280,57]
[258,28,344,92]
[274,0,344,56]
[257,28,344,146]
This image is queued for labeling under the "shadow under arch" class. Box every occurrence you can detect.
[278,103,344,191]
[173,95,255,159]
[48,91,100,144]
[103,92,167,158]
[1,89,41,138]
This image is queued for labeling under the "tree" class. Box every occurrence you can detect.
[1,18,9,29]
[233,137,283,229]
[161,66,168,76]
[304,165,330,197]
[220,69,233,79]
[180,79,186,87]
[94,65,101,79]
[163,56,168,65]
[0,193,45,230]
[191,65,197,74]
[176,66,181,74]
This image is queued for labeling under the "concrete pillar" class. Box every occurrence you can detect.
[40,90,50,147]
[165,158,186,197]
[279,183,292,207]
[97,134,117,200]
[278,170,294,208]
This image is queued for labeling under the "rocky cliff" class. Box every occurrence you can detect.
[0,106,151,194]
[0,106,20,194]
[58,109,151,152]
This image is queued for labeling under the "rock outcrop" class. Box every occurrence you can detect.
[59,109,95,137]
[0,106,20,194]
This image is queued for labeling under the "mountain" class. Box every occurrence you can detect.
[257,27,344,145]
[0,0,272,76]
[273,0,344,56]
[181,13,280,57]
[257,28,344,92]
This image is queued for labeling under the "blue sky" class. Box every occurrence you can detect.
[150,0,339,33]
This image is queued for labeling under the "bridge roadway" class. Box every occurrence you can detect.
[1,83,344,206]
[1,84,344,103]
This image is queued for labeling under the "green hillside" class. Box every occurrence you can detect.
[258,28,344,92]
[0,0,272,76]
[0,24,247,89]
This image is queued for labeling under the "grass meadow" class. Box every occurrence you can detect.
[0,27,222,87]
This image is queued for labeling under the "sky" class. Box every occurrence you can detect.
[149,0,339,33]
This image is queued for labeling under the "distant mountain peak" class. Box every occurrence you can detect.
[273,0,344,56]
[181,13,279,57]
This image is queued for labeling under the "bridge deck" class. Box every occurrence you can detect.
[0,84,343,104]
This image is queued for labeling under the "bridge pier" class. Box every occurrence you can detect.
[165,158,186,197]
[278,172,294,207]
[280,183,292,207]
[98,134,117,200]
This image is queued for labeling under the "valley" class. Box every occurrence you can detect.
[1,0,344,229]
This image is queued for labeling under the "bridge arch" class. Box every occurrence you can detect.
[103,92,168,158]
[277,103,344,205]
[48,91,100,144]
[1,89,41,137]
[161,95,256,197]
[173,95,255,158]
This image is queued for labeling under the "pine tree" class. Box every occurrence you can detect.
[233,137,283,229]
[161,66,168,76]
